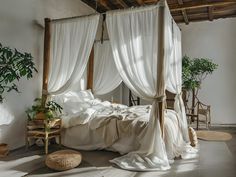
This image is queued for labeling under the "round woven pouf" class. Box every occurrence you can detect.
[45,150,82,171]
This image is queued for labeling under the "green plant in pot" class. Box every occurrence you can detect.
[26,98,63,121]
[182,55,218,93]
[182,55,218,122]
[0,43,37,157]
[0,43,37,103]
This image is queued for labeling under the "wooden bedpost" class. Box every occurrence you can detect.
[42,18,51,106]
[87,45,94,90]
[157,0,166,136]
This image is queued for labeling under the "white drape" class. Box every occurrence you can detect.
[166,19,189,142]
[48,15,99,95]
[93,41,122,95]
[107,2,170,171]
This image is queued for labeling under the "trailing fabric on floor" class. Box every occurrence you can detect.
[107,1,170,171]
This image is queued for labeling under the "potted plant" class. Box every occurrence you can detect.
[0,43,37,157]
[0,43,37,103]
[26,98,63,121]
[182,55,218,122]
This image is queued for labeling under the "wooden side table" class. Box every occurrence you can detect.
[26,118,61,154]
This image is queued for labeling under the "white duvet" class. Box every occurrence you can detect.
[61,99,150,129]
[60,98,198,159]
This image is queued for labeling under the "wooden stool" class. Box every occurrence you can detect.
[26,118,61,154]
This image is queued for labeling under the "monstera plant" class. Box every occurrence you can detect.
[0,43,37,102]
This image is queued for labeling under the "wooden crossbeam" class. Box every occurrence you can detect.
[170,1,236,12]
[177,0,189,25]
[208,6,214,21]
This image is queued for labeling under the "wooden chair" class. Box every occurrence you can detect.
[197,101,211,129]
[166,91,175,110]
[181,90,198,126]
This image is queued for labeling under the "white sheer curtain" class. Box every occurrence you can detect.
[48,15,99,95]
[93,41,122,95]
[166,19,189,142]
[106,2,170,171]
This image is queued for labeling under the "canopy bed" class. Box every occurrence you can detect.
[41,0,197,171]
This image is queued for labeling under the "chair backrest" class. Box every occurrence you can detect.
[166,91,175,110]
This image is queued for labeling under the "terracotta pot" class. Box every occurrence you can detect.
[35,112,46,120]
[0,143,9,157]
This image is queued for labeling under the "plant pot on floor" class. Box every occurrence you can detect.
[0,143,9,157]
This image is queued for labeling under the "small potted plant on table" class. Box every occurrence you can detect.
[26,98,63,153]
[26,98,62,121]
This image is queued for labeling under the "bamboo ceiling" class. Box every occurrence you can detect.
[81,0,236,24]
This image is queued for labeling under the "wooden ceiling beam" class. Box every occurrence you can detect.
[175,13,236,23]
[116,0,129,8]
[177,0,188,25]
[170,1,236,12]
[173,10,236,21]
[99,0,111,10]
[208,6,214,21]
[136,0,145,6]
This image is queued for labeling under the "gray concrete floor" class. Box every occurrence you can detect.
[0,127,235,177]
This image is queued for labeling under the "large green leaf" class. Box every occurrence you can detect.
[0,43,38,102]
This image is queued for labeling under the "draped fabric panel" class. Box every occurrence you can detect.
[166,18,189,142]
[48,15,99,95]
[106,2,171,171]
[93,41,122,95]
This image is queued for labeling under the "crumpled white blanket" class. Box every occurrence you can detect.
[61,99,150,129]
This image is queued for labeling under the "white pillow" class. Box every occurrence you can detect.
[63,90,94,103]
[57,90,94,115]
[63,91,83,102]
[63,100,91,115]
[77,89,94,102]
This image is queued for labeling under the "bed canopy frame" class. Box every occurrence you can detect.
[41,0,191,171]
[42,4,166,133]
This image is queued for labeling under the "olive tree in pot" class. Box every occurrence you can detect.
[0,43,37,157]
[182,55,218,121]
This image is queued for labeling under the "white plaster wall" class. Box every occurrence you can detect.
[180,18,236,125]
[0,0,94,149]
